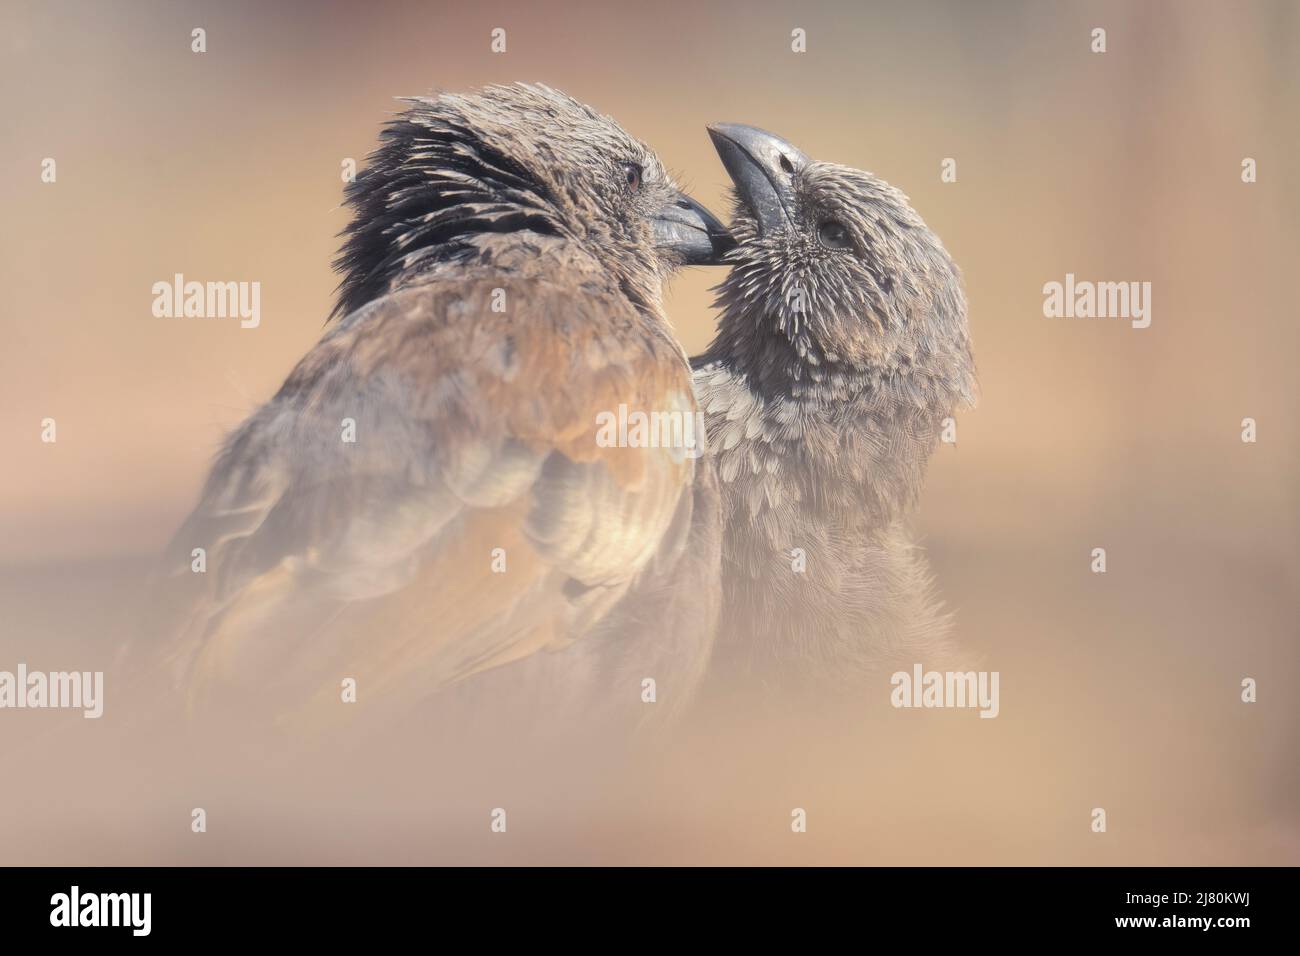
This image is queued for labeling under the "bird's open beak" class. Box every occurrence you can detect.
[707,123,809,235]
[653,191,736,265]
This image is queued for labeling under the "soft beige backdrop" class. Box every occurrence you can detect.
[2,0,1296,863]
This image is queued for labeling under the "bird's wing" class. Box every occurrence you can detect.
[152,277,700,721]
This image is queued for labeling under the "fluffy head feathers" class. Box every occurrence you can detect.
[333,83,691,319]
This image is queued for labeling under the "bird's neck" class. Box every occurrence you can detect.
[695,306,951,544]
[696,311,853,400]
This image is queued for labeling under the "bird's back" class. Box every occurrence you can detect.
[145,260,717,734]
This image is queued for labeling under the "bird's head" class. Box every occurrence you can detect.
[332,83,733,319]
[706,123,975,408]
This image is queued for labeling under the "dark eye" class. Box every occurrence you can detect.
[817,220,852,249]
[623,162,643,192]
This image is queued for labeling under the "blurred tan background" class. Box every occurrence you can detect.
[1,0,1297,864]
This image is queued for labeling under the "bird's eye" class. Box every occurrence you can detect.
[817,220,852,250]
[623,162,643,192]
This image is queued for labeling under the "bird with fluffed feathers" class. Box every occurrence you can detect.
[142,84,734,734]
[694,123,977,698]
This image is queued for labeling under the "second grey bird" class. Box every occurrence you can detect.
[693,124,977,694]
[147,85,731,733]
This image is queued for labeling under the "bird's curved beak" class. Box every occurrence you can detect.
[707,123,809,235]
[652,191,736,265]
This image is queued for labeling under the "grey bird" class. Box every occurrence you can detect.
[692,124,977,695]
[148,85,731,733]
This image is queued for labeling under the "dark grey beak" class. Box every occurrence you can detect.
[707,123,809,235]
[652,191,736,265]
